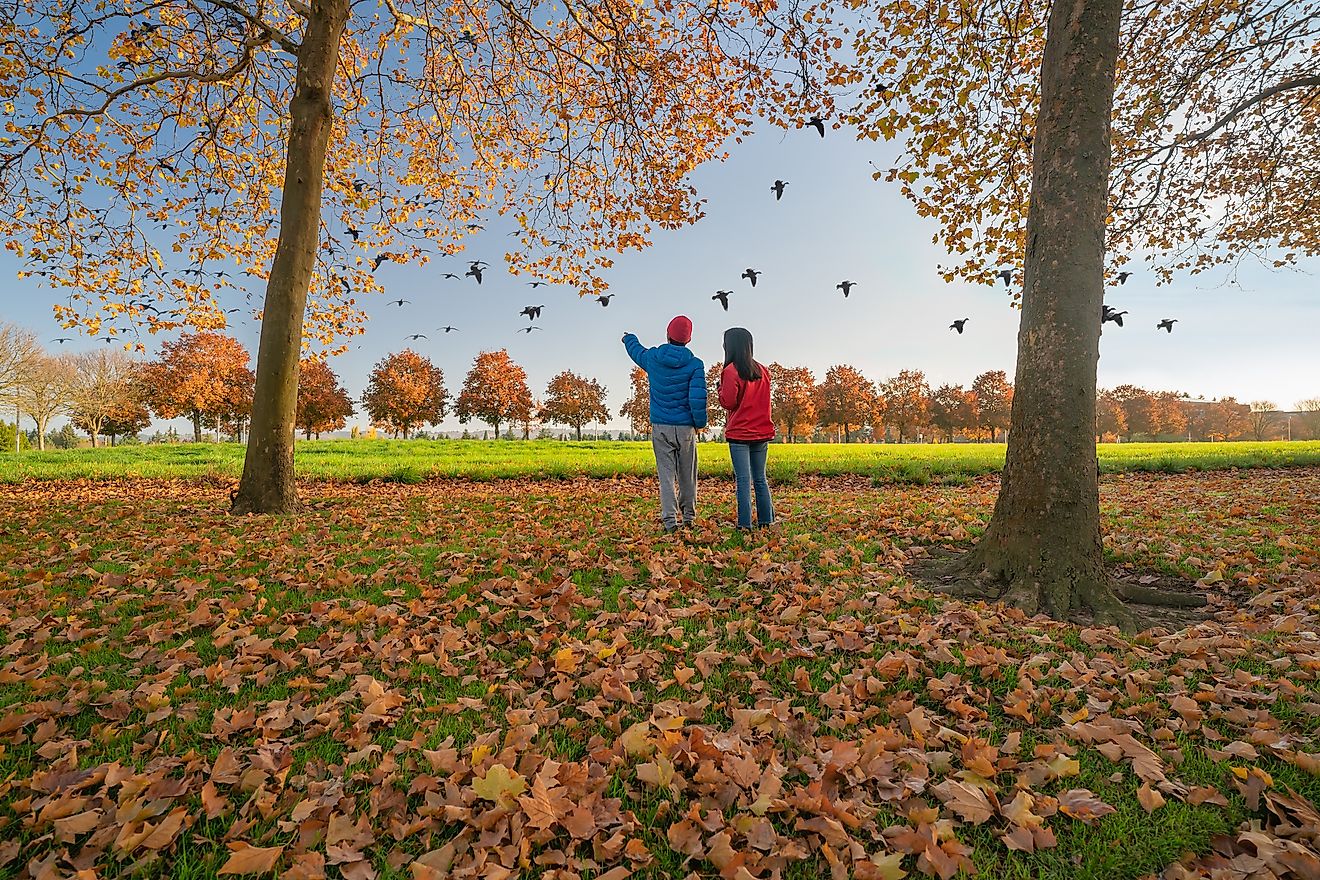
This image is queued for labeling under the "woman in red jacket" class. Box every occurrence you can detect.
[718,328,775,530]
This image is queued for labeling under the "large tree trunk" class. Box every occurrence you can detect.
[939,0,1197,628]
[192,412,202,443]
[232,0,350,514]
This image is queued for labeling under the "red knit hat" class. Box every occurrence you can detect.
[666,315,693,345]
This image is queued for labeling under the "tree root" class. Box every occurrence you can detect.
[918,549,1204,633]
[1113,580,1206,608]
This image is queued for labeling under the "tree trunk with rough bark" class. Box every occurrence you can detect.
[940,0,1200,628]
[232,0,350,514]
[191,412,202,443]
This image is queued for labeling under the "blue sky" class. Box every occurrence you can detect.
[3,123,1317,434]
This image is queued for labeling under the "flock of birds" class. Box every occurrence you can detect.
[37,114,1184,351]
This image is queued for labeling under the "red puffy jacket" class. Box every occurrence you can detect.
[718,362,775,442]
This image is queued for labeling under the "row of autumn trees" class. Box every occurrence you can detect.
[619,365,1016,443]
[11,323,1317,447]
[363,349,610,440]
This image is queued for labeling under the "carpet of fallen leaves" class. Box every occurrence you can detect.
[1,469,1319,880]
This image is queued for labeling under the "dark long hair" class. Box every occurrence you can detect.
[723,327,761,381]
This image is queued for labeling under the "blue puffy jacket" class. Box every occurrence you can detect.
[623,335,707,429]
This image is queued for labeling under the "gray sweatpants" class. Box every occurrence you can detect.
[651,424,698,527]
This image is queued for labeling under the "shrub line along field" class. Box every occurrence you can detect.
[3,439,1320,485]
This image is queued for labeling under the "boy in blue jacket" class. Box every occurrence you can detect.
[622,316,707,532]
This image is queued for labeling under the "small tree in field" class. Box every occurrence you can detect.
[0,323,41,403]
[1248,401,1279,441]
[970,371,1013,442]
[15,354,75,451]
[1213,397,1251,441]
[96,398,152,446]
[297,357,355,439]
[619,368,651,436]
[455,350,532,440]
[815,365,876,443]
[769,364,816,443]
[1096,390,1126,441]
[705,363,726,434]
[540,372,610,441]
[927,384,975,442]
[71,349,151,447]
[880,370,931,442]
[1299,399,1320,440]
[1111,385,1156,440]
[361,350,447,439]
[140,334,253,443]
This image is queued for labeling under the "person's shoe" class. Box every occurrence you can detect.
[663,524,679,535]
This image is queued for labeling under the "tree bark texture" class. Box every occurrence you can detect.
[232,0,350,514]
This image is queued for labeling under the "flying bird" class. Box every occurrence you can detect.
[712,290,732,311]
[390,298,410,307]
[438,325,460,333]
[465,223,484,231]
[371,253,391,272]
[805,116,826,138]
[837,281,856,297]
[741,268,761,287]
[52,337,72,344]
[406,334,427,340]
[1157,318,1178,333]
[346,227,361,241]
[598,294,615,307]
[1102,305,1128,327]
[996,269,1013,287]
[441,272,460,279]
[521,305,544,320]
[466,265,484,284]
[949,318,969,334]
[519,326,541,333]
[527,281,548,288]
[771,180,788,201]
[1116,271,1133,285]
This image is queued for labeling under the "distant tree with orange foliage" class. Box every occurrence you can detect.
[94,397,152,446]
[928,384,975,442]
[815,365,877,443]
[619,368,651,436]
[540,372,610,440]
[705,364,726,433]
[970,371,1014,442]
[297,357,355,439]
[879,369,931,442]
[455,350,532,439]
[769,364,816,443]
[361,350,447,439]
[140,333,252,442]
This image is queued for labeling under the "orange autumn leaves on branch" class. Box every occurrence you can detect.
[361,350,447,439]
[0,0,805,347]
[818,0,1320,289]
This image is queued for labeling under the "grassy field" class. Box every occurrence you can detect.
[1,471,1318,879]
[3,438,1320,484]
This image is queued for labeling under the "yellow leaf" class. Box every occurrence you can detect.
[472,763,526,807]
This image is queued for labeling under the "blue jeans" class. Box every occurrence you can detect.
[728,441,773,529]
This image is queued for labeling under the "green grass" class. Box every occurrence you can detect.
[3,438,1319,484]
